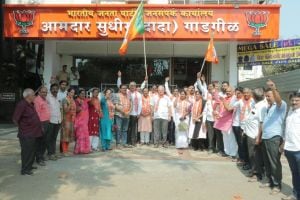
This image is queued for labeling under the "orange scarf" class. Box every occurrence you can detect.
[120,93,131,114]
[177,99,189,117]
[155,96,163,112]
[141,96,151,116]
[240,98,252,121]
[107,99,115,119]
[192,99,203,120]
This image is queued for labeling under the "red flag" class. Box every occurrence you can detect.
[205,37,219,64]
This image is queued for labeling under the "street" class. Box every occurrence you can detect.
[0,125,293,200]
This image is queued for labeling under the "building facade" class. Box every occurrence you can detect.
[1,0,280,120]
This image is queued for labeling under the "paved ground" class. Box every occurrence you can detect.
[0,124,294,200]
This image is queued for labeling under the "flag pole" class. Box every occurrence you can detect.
[143,33,148,78]
[199,58,206,75]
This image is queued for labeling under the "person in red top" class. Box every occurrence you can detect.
[13,88,42,176]
[34,86,51,166]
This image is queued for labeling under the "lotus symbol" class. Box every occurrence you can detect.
[245,10,269,36]
[13,10,35,34]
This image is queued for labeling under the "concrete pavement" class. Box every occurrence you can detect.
[0,125,294,200]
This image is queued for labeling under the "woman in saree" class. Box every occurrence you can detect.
[173,90,191,150]
[88,88,102,151]
[74,89,91,154]
[100,89,115,152]
[61,88,76,156]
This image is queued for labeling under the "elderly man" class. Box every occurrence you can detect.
[46,83,62,160]
[34,86,50,166]
[259,80,287,195]
[151,85,172,148]
[243,88,266,182]
[127,81,142,147]
[13,88,42,175]
[117,71,142,147]
[282,92,300,200]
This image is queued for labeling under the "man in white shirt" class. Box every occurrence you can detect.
[243,88,266,182]
[194,72,208,100]
[57,80,68,104]
[202,84,216,153]
[151,85,172,148]
[46,83,62,160]
[127,81,142,147]
[282,92,300,200]
[116,71,142,147]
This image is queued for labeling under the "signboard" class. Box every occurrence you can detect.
[3,4,280,40]
[0,93,16,102]
[237,39,300,65]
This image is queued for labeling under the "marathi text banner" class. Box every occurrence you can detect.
[3,4,280,40]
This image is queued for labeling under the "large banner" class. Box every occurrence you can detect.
[237,39,300,65]
[3,4,279,40]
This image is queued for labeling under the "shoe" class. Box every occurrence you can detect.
[282,195,297,200]
[37,161,46,166]
[55,154,63,159]
[48,155,57,161]
[43,156,49,161]
[62,153,71,157]
[270,186,281,195]
[30,166,38,170]
[248,176,259,182]
[21,170,33,176]
[242,165,251,171]
[259,182,271,188]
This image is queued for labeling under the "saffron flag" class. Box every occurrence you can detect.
[205,37,219,64]
[119,2,144,55]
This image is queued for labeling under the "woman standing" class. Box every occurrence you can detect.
[88,88,102,151]
[61,88,76,156]
[188,90,206,151]
[74,89,90,154]
[138,88,152,145]
[100,89,115,152]
[173,90,191,149]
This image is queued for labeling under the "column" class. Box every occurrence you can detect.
[226,41,238,87]
[43,40,60,88]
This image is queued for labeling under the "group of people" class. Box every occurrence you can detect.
[12,66,300,200]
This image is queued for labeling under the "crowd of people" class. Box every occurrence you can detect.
[12,65,300,200]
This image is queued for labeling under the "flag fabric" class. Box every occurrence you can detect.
[119,2,144,55]
[205,37,219,64]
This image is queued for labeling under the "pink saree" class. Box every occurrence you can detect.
[74,98,91,154]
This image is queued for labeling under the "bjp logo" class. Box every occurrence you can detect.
[13,10,35,34]
[245,10,270,36]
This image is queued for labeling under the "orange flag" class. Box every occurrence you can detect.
[119,2,144,55]
[205,37,219,64]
